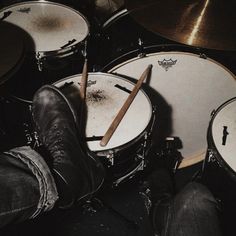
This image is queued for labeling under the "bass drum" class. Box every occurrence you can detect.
[103,45,236,164]
[54,72,155,186]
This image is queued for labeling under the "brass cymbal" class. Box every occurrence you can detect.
[125,0,236,51]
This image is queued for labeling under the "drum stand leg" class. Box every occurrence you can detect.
[191,150,211,182]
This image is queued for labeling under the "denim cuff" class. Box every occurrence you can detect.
[4,146,58,218]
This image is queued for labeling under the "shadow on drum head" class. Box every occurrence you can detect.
[0,21,35,87]
[0,21,36,150]
[56,81,90,142]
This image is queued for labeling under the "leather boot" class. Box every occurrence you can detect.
[32,85,105,209]
[142,169,174,235]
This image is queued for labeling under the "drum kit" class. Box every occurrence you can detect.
[0,0,235,186]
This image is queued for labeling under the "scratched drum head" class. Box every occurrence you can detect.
[54,72,152,151]
[0,1,89,54]
[210,97,236,173]
[108,50,236,159]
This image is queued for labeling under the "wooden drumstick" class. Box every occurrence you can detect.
[100,64,153,147]
[79,58,88,132]
[80,58,88,100]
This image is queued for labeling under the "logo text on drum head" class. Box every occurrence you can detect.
[17,7,31,13]
[158,59,177,71]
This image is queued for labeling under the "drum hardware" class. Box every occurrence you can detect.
[22,122,40,148]
[137,38,146,58]
[199,53,207,59]
[35,40,84,72]
[36,52,43,72]
[154,137,183,173]
[113,159,145,187]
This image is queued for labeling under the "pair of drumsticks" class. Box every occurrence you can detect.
[80,59,152,147]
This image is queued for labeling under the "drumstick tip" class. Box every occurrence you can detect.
[100,140,106,147]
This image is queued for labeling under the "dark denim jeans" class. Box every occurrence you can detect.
[0,146,58,228]
[0,146,222,235]
[153,182,222,236]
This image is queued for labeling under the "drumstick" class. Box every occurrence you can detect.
[79,58,88,132]
[80,58,88,100]
[100,64,153,147]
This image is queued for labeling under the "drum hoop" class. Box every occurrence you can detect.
[54,72,153,152]
[208,97,236,179]
[105,46,236,80]
[102,8,128,29]
[1,1,90,56]
[95,120,151,156]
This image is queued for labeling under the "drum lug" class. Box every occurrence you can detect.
[208,150,216,163]
[106,151,115,166]
[137,38,146,58]
[148,105,157,136]
[138,52,146,58]
[36,52,44,72]
[210,109,216,117]
[23,123,33,145]
[199,53,207,59]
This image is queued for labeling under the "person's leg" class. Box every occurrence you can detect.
[0,146,58,228]
[157,182,222,236]
[0,84,106,228]
[32,85,105,208]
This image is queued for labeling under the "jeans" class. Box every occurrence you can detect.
[0,146,58,228]
[0,146,222,235]
[153,182,222,236]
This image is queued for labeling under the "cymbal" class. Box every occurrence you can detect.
[0,22,25,86]
[125,0,236,51]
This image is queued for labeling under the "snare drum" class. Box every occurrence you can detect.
[54,72,155,185]
[103,46,236,163]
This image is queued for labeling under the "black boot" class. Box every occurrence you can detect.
[142,169,174,235]
[32,85,105,209]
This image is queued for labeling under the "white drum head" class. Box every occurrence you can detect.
[109,51,236,159]
[1,1,89,53]
[211,98,236,172]
[54,73,152,151]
